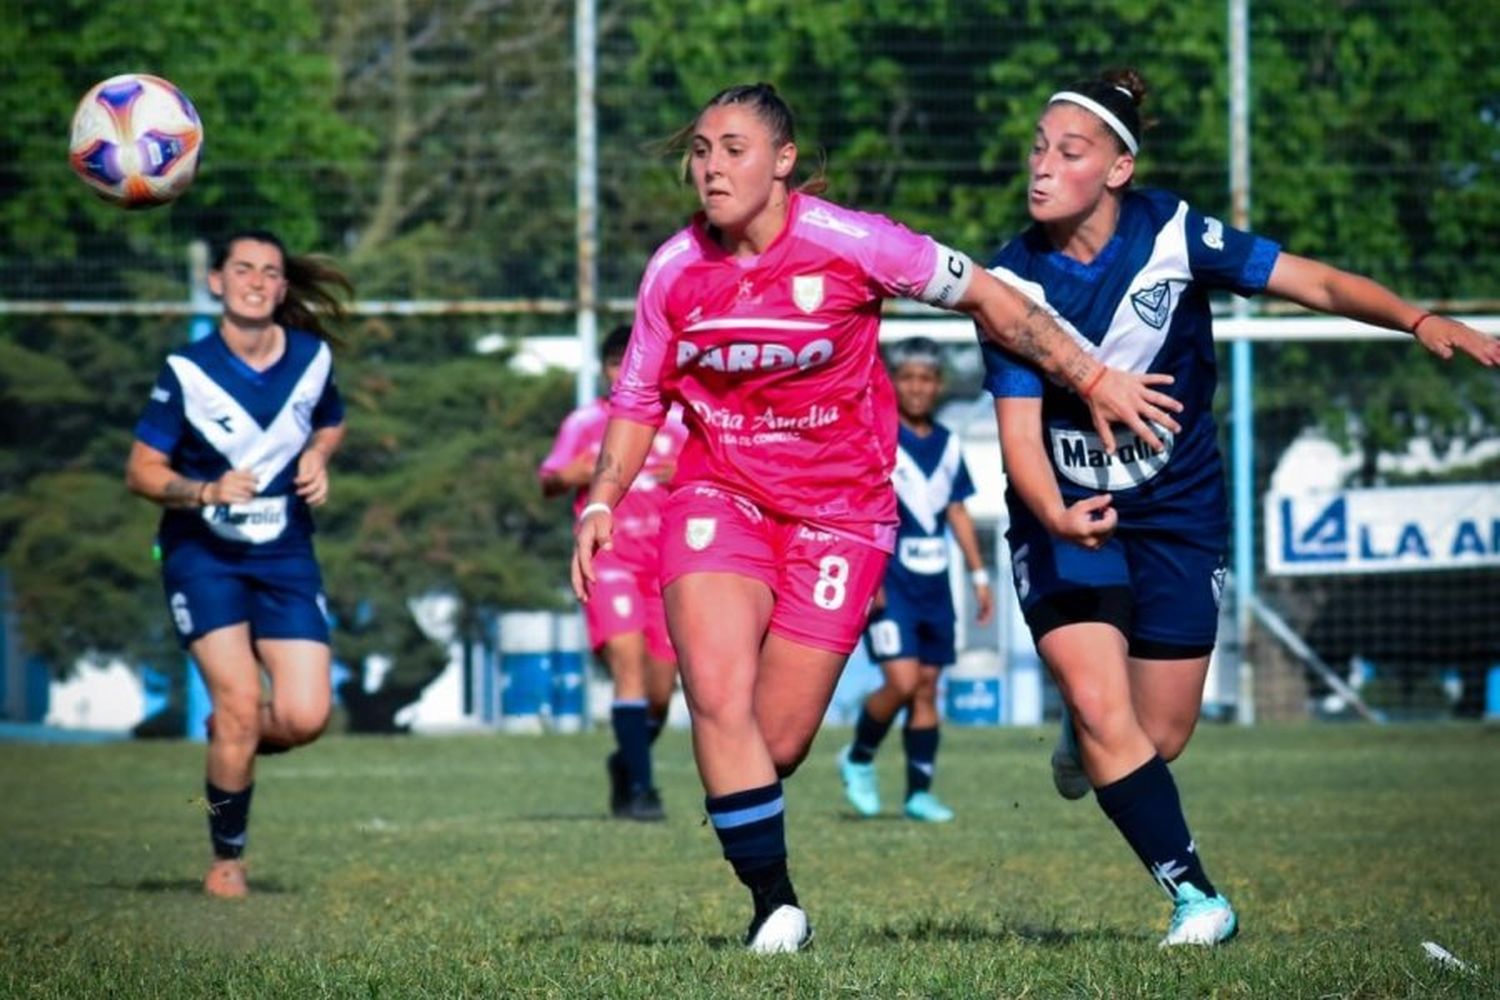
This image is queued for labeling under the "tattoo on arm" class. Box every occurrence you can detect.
[1017,301,1093,388]
[163,476,200,508]
[593,449,623,491]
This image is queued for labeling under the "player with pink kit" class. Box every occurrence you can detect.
[540,325,686,821]
[570,82,1182,953]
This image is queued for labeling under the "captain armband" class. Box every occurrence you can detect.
[917,242,975,308]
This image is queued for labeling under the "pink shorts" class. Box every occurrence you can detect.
[660,485,890,655]
[585,553,674,663]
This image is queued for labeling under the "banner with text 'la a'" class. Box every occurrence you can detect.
[1266,483,1500,576]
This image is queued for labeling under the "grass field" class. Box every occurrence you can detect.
[2,722,1497,998]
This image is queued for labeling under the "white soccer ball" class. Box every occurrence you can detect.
[68,73,203,209]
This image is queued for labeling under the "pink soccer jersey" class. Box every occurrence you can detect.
[538,399,687,570]
[611,192,969,548]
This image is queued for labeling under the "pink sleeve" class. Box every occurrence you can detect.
[610,236,691,427]
[538,408,589,478]
[857,211,943,300]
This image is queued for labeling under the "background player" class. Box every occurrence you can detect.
[839,337,993,824]
[124,230,349,898]
[540,325,685,820]
[571,82,1183,953]
[985,69,1500,946]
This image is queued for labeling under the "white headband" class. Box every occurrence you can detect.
[1048,90,1138,155]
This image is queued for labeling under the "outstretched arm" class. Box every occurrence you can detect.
[958,269,1184,453]
[1265,253,1500,366]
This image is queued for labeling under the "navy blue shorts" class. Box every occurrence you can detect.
[1005,503,1226,659]
[161,547,330,648]
[863,587,956,667]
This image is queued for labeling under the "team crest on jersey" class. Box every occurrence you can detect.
[685,517,717,551]
[792,275,824,314]
[1130,281,1172,330]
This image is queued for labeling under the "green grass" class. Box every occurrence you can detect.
[3,723,1498,998]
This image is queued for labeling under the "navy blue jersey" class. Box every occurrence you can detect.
[134,328,343,558]
[982,189,1279,531]
[885,421,975,604]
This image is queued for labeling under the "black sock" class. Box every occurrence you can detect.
[706,782,797,920]
[645,714,665,746]
[903,726,939,797]
[849,705,894,764]
[611,700,652,792]
[1095,755,1216,899]
[205,781,253,860]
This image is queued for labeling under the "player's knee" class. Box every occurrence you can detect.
[279,705,331,746]
[886,673,920,701]
[1067,690,1128,745]
[1149,719,1197,762]
[769,738,810,778]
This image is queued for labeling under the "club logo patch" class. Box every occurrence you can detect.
[792,274,824,314]
[612,594,633,619]
[1130,281,1172,330]
[685,517,717,551]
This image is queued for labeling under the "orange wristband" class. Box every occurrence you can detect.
[1079,366,1106,399]
[1409,311,1436,336]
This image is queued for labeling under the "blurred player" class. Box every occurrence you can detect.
[570,82,1182,953]
[839,337,993,824]
[539,324,685,821]
[984,68,1500,946]
[125,230,350,899]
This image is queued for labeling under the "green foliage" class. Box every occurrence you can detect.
[3,2,1497,673]
[4,0,371,297]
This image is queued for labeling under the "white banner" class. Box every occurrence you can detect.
[1266,483,1500,576]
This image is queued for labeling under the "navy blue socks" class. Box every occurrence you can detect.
[205,781,253,860]
[1095,755,1216,898]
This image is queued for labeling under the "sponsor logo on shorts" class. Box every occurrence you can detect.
[792,274,824,313]
[685,517,716,551]
[612,594,633,618]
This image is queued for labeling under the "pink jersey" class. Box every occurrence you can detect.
[538,399,687,569]
[612,192,970,549]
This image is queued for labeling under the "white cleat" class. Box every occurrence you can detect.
[1051,709,1092,801]
[746,904,813,954]
[1160,884,1238,947]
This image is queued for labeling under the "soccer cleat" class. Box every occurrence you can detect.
[837,745,880,817]
[1160,883,1238,947]
[621,786,665,822]
[1051,709,1092,801]
[903,791,954,823]
[746,904,813,954]
[203,858,248,899]
[606,752,629,817]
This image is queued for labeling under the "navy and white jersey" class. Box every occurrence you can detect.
[982,188,1279,531]
[886,421,975,604]
[134,328,343,558]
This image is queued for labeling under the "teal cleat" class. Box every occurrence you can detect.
[837,745,881,817]
[1160,883,1238,947]
[903,790,954,823]
[1051,706,1092,801]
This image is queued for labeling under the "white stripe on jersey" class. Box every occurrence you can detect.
[892,431,963,536]
[683,317,830,333]
[166,342,332,492]
[1096,200,1191,373]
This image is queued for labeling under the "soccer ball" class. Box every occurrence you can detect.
[68,74,203,209]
